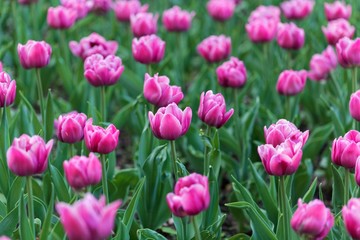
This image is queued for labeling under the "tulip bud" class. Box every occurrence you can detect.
[324,1,352,21]
[56,111,87,143]
[277,23,305,50]
[332,130,360,169]
[17,40,52,69]
[336,37,360,68]
[349,90,360,121]
[216,57,247,88]
[280,0,315,20]
[130,12,158,38]
[207,0,235,22]
[0,72,16,108]
[276,70,307,96]
[322,19,355,45]
[197,35,231,63]
[342,198,360,239]
[47,6,77,29]
[113,0,148,22]
[132,34,166,64]
[162,6,195,32]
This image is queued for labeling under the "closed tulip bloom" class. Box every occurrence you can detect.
[336,37,360,68]
[291,199,334,240]
[197,35,231,63]
[343,198,360,239]
[332,130,360,169]
[281,0,315,20]
[349,90,360,121]
[207,0,235,22]
[18,0,38,5]
[216,57,247,88]
[166,173,210,217]
[308,46,338,81]
[17,40,52,69]
[198,90,234,128]
[148,103,192,140]
[132,34,165,64]
[257,139,302,176]
[0,72,16,108]
[322,19,355,45]
[90,0,112,13]
[63,153,102,190]
[69,33,118,60]
[355,158,360,186]
[56,194,121,240]
[143,73,183,107]
[162,6,195,32]
[324,1,351,21]
[56,111,87,143]
[7,134,53,176]
[246,18,278,43]
[130,12,158,37]
[264,119,309,148]
[249,5,281,23]
[277,23,305,50]
[61,0,92,19]
[84,118,120,154]
[113,0,148,22]
[276,70,307,96]
[47,6,77,29]
[84,54,124,87]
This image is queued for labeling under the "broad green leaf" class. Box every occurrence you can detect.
[18,91,42,135]
[39,183,54,240]
[45,90,54,141]
[19,192,33,240]
[332,165,345,213]
[50,165,71,203]
[0,205,18,236]
[7,177,25,212]
[137,229,167,240]
[123,177,145,229]
[302,178,318,203]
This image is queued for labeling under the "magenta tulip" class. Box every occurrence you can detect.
[132,34,165,64]
[276,70,307,96]
[308,46,338,81]
[349,90,360,122]
[343,198,360,239]
[355,158,360,187]
[17,40,52,69]
[245,18,277,43]
[216,57,247,88]
[324,1,352,21]
[332,130,360,169]
[113,0,148,22]
[130,12,158,38]
[197,35,231,63]
[18,0,37,5]
[47,6,77,29]
[322,19,355,45]
[277,23,305,50]
[0,72,16,108]
[90,0,112,13]
[56,111,87,143]
[336,37,360,68]
[281,0,315,20]
[162,6,195,32]
[61,0,92,19]
[207,0,235,22]
[249,5,281,23]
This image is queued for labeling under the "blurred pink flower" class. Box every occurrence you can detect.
[343,198,360,239]
[249,5,281,23]
[18,0,38,5]
[113,0,148,22]
[336,37,360,68]
[308,46,337,81]
[47,6,77,29]
[56,111,87,143]
[197,35,231,63]
[322,19,355,45]
[132,34,165,64]
[324,1,352,21]
[207,0,235,22]
[17,40,52,69]
[281,0,315,20]
[349,90,360,121]
[246,18,277,43]
[89,0,112,13]
[332,130,360,169]
[355,158,360,186]
[0,72,16,108]
[61,0,92,19]
[162,6,195,32]
[277,22,305,50]
[276,70,307,96]
[216,57,247,88]
[130,12,158,37]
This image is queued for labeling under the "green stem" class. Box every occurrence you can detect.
[344,168,350,205]
[26,176,35,238]
[285,96,291,120]
[233,89,240,142]
[2,107,10,191]
[279,176,290,240]
[203,126,211,176]
[352,68,358,130]
[147,64,152,75]
[191,216,202,240]
[69,144,75,157]
[36,68,45,136]
[170,140,179,181]
[101,86,106,123]
[101,154,109,203]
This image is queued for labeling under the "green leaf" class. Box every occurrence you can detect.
[50,165,71,203]
[18,91,42,135]
[19,191,33,240]
[302,178,318,203]
[45,90,54,141]
[332,165,345,212]
[7,177,25,212]
[137,228,167,240]
[111,168,139,200]
[111,101,136,129]
[39,183,54,240]
[209,130,221,177]
[123,177,145,230]
[0,204,18,236]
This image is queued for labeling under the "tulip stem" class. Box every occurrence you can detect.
[170,140,179,181]
[101,154,109,203]
[26,176,35,238]
[35,68,45,135]
[2,107,10,191]
[279,176,290,240]
[191,216,202,240]
[285,96,291,120]
[203,125,211,176]
[101,86,106,123]
[344,168,350,204]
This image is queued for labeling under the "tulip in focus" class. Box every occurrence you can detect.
[162,6,195,32]
[197,35,231,63]
[132,34,165,64]
[84,118,120,154]
[207,0,235,22]
[276,70,307,96]
[61,0,92,19]
[332,130,360,169]
[56,111,87,143]
[343,198,360,239]
[56,193,121,240]
[216,57,247,88]
[349,90,360,122]
[143,73,183,107]
[277,23,305,50]
[166,173,210,217]
[0,72,16,108]
[245,18,278,43]
[47,6,77,29]
[198,90,234,128]
[130,12,158,37]
[17,40,52,69]
[322,19,355,45]
[84,54,124,87]
[280,0,315,20]
[148,103,192,140]
[7,134,53,176]
[63,153,102,190]
[291,199,334,240]
[308,46,338,81]
[69,32,118,60]
[113,0,148,22]
[324,1,352,21]
[336,37,360,68]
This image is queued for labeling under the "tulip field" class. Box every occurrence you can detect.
[1,0,360,239]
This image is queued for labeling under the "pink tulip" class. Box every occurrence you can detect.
[61,0,92,19]
[349,90,360,122]
[207,0,235,22]
[264,119,309,148]
[332,130,360,169]
[148,103,192,140]
[308,46,338,81]
[249,5,281,23]
[132,34,165,64]
[113,0,148,22]
[257,139,303,176]
[216,57,247,88]
[343,198,360,239]
[130,12,158,37]
[355,158,360,186]
[18,0,37,5]
[197,35,231,63]
[162,6,195,32]
[84,54,124,87]
[47,6,77,29]
[322,19,355,45]
[0,72,16,108]
[90,0,112,13]
[245,18,278,43]
[69,33,118,60]
[277,23,305,50]
[198,90,234,128]
[324,1,352,21]
[84,118,120,154]
[166,173,210,217]
[17,40,52,69]
[56,111,87,143]
[0,236,11,240]
[291,199,334,240]
[7,134,53,176]
[336,37,360,68]
[63,153,102,190]
[56,193,121,240]
[281,0,315,20]
[143,73,183,107]
[276,70,307,96]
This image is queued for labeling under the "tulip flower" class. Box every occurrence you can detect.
[162,6,195,32]
[216,57,247,88]
[18,0,37,4]
[47,6,77,29]
[276,70,307,96]
[248,5,281,23]
[132,34,165,64]
[336,37,360,68]
[56,111,87,144]
[355,158,360,187]
[197,35,231,63]
[350,90,360,122]
[130,12,158,37]
[332,130,360,169]
[308,46,338,81]
[324,1,352,21]
[277,23,305,50]
[113,0,148,22]
[90,0,112,13]
[0,72,16,108]
[280,0,315,20]
[343,198,360,239]
[61,0,92,19]
[207,0,235,22]
[17,40,52,69]
[245,18,278,43]
[322,19,355,45]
